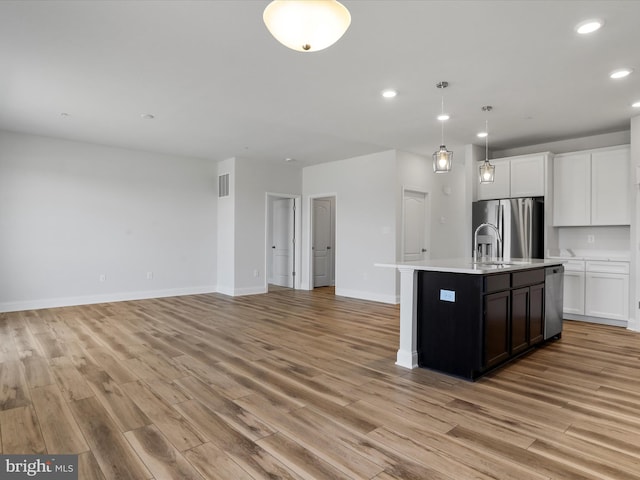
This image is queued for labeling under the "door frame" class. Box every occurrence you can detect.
[401,186,431,262]
[265,192,302,290]
[306,193,337,291]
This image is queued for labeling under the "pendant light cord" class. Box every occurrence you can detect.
[441,95,445,145]
[485,119,488,161]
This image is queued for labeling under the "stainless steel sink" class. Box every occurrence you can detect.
[470,260,530,267]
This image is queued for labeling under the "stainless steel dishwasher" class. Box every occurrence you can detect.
[544,265,564,339]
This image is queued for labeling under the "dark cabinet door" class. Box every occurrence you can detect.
[511,287,529,355]
[529,283,545,345]
[483,290,510,368]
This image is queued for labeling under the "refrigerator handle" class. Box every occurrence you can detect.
[525,200,532,257]
[498,203,504,258]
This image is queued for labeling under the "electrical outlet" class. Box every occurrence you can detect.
[253,269,259,278]
[99,274,106,282]
[587,235,595,244]
[146,271,153,280]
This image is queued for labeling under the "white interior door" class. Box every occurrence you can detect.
[313,198,333,287]
[402,189,429,262]
[272,198,294,287]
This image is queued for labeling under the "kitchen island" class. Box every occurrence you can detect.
[377,258,564,380]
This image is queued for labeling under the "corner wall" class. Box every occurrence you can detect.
[0,130,217,312]
[302,150,397,303]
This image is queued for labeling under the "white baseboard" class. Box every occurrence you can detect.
[0,285,217,313]
[335,287,399,304]
[564,313,628,328]
[233,286,268,296]
[215,285,267,297]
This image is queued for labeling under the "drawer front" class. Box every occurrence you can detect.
[564,260,586,272]
[483,274,510,293]
[512,268,545,288]
[586,261,629,274]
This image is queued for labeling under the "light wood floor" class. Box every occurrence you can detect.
[1,287,640,480]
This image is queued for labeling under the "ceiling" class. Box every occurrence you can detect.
[0,0,639,166]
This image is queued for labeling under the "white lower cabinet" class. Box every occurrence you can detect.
[563,271,585,315]
[561,259,629,323]
[585,261,630,321]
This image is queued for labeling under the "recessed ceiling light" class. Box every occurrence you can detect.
[575,19,603,34]
[141,113,155,119]
[437,114,450,121]
[610,68,633,79]
[284,157,296,162]
[632,101,640,108]
[381,89,397,98]
[477,132,488,138]
[60,112,70,117]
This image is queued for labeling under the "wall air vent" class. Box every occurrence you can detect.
[218,173,230,198]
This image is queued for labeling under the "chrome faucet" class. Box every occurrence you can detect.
[474,223,502,262]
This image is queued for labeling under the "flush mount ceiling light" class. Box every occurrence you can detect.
[263,0,351,52]
[610,68,633,79]
[633,101,640,108]
[575,19,603,34]
[382,89,397,99]
[479,106,495,184]
[476,132,488,138]
[433,81,453,174]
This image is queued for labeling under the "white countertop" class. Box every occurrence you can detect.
[376,257,565,275]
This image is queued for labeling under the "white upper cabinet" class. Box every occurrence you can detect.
[477,159,510,200]
[552,152,591,226]
[591,147,630,225]
[552,146,630,226]
[510,154,545,197]
[476,153,547,201]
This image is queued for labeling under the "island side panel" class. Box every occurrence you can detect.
[396,267,419,368]
[417,271,484,379]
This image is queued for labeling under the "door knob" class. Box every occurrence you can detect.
[272,246,276,249]
[421,248,427,252]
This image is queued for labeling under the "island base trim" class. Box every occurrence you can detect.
[396,349,418,369]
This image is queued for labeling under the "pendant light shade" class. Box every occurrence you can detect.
[433,81,453,173]
[479,160,495,183]
[479,107,495,183]
[263,0,351,52]
[433,145,453,173]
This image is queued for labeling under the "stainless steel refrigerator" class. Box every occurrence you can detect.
[472,197,544,260]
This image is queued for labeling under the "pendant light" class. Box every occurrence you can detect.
[263,1,351,52]
[433,81,453,173]
[479,106,495,183]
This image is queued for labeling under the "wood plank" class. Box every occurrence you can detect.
[50,355,95,402]
[183,442,255,480]
[120,380,206,451]
[68,396,152,480]
[22,355,55,388]
[0,361,31,410]
[77,451,106,480]
[30,384,89,454]
[124,424,204,480]
[0,405,46,454]
[174,399,300,479]
[256,432,354,480]
[84,370,151,432]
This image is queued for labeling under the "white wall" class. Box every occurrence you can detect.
[234,158,301,295]
[302,150,397,303]
[630,115,640,332]
[216,158,235,295]
[0,130,217,312]
[428,145,470,259]
[396,151,433,262]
